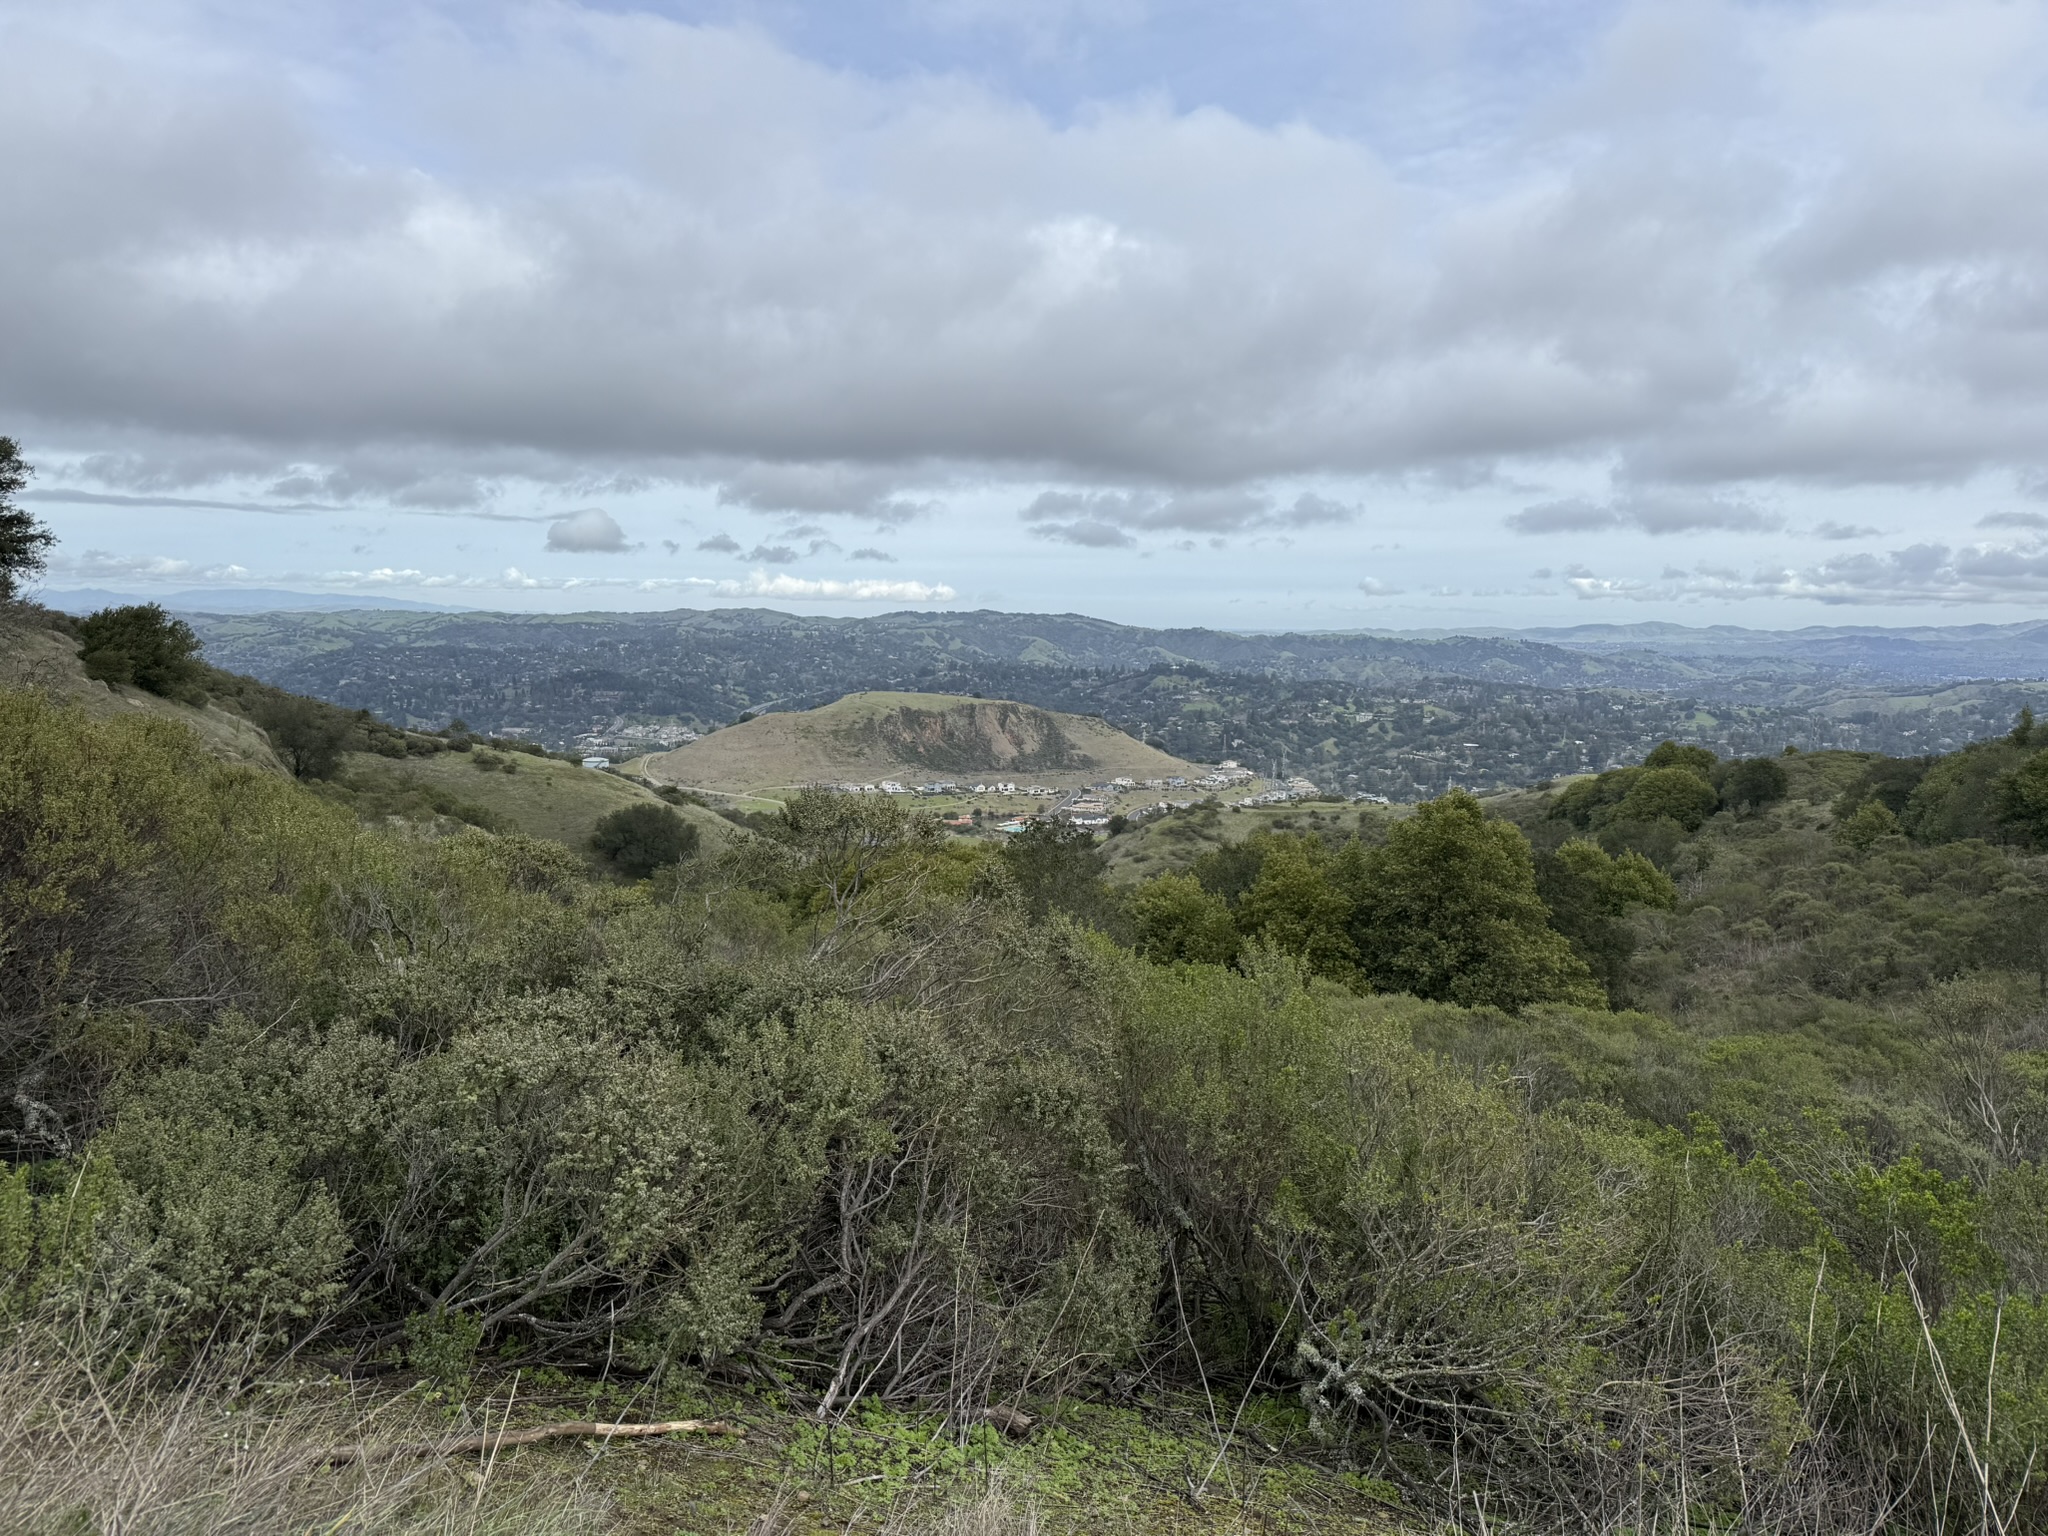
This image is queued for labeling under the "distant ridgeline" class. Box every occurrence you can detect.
[185,606,2048,801]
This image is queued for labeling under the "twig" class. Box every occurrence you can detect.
[314,1418,744,1466]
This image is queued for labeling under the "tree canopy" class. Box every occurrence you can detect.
[588,801,700,878]
[75,604,202,697]
[0,437,52,602]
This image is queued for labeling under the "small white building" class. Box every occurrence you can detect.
[581,756,611,771]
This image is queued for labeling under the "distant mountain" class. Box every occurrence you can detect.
[179,603,2048,800]
[186,604,1715,693]
[1384,619,2048,683]
[40,587,466,614]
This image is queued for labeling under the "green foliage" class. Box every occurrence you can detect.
[14,685,2048,1529]
[257,692,349,778]
[1834,796,1901,851]
[589,801,699,878]
[1996,747,2048,848]
[98,1104,347,1349]
[1614,764,1721,831]
[0,691,352,1159]
[1533,839,1675,1000]
[1905,739,2024,843]
[1831,752,1930,822]
[999,818,1111,925]
[0,436,51,602]
[1643,738,1717,777]
[1718,753,1790,813]
[1129,871,1237,966]
[75,604,202,698]
[1235,837,1359,981]
[1351,791,1604,1009]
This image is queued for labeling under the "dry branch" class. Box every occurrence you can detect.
[316,1417,744,1466]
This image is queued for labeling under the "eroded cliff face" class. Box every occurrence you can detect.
[843,699,1085,773]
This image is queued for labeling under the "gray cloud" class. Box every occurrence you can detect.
[1980,512,2048,530]
[850,546,896,562]
[6,2,2048,528]
[1018,488,1360,543]
[1507,495,1781,536]
[717,465,933,525]
[1812,520,1882,541]
[1565,537,2048,606]
[696,533,743,553]
[545,508,631,552]
[746,544,800,564]
[1030,519,1137,548]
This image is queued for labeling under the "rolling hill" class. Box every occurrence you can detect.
[0,603,735,864]
[634,691,1207,797]
[338,746,742,859]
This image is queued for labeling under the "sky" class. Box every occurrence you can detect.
[5,0,2048,629]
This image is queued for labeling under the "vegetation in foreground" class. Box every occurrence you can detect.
[8,485,2048,1530]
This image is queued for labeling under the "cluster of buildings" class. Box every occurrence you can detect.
[573,718,699,756]
[822,779,1063,798]
[1237,775,1325,806]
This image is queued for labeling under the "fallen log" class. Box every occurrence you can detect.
[317,1418,745,1466]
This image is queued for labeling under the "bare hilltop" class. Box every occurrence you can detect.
[632,690,1206,797]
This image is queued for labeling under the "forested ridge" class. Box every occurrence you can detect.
[10,596,2048,1531]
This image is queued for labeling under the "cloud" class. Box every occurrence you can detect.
[545,508,631,552]
[696,533,743,553]
[850,547,897,562]
[1812,520,1881,540]
[706,570,955,601]
[10,0,2048,561]
[47,548,252,583]
[1562,537,2048,606]
[1980,512,2048,530]
[1506,494,1782,536]
[1030,519,1137,548]
[746,544,800,564]
[1017,488,1359,545]
[717,465,932,525]
[661,538,681,555]
[1357,577,1403,595]
[45,555,955,604]
[27,487,316,515]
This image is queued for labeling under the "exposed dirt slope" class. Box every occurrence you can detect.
[637,691,1206,797]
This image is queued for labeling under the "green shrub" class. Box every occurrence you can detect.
[590,802,699,877]
[75,604,202,698]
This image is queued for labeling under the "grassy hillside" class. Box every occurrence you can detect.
[337,746,743,860]
[0,603,741,866]
[638,690,1206,798]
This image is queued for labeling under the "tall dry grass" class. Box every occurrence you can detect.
[0,1322,604,1536]
[745,1478,1040,1536]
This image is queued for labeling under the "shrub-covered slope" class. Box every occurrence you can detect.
[8,675,2048,1530]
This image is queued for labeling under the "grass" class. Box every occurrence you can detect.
[338,748,744,862]
[0,1319,1421,1536]
[0,1328,603,1536]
